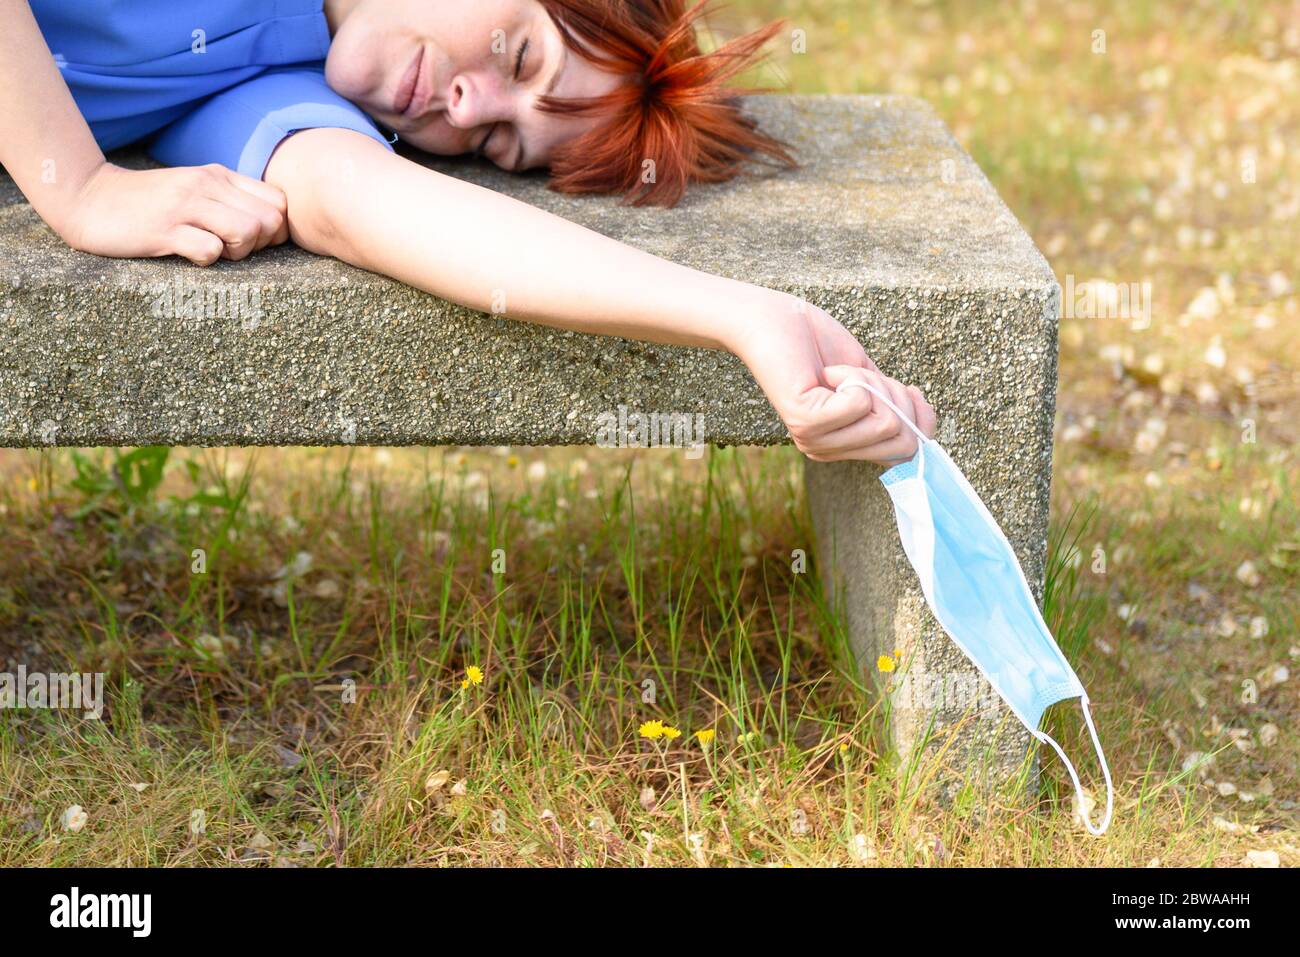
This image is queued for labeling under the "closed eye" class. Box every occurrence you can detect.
[474,124,498,159]
[514,38,529,80]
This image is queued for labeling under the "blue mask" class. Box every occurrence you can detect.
[840,381,1113,835]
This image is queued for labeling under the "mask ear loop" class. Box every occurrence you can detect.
[835,379,931,475]
[1033,697,1114,835]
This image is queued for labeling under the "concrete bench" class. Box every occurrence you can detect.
[0,94,1059,787]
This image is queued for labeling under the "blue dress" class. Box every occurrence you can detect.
[30,0,394,179]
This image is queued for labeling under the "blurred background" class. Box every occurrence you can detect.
[1,0,1296,866]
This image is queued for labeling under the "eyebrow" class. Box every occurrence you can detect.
[514,42,568,171]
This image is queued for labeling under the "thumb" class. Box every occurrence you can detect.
[823,364,880,395]
[806,364,880,429]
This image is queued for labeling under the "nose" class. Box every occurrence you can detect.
[445,73,511,129]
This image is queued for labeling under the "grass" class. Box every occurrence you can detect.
[1,0,1297,866]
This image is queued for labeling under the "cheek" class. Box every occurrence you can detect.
[325,27,381,101]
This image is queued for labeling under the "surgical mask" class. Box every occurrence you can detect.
[839,380,1113,835]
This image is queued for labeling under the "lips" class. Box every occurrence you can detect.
[393,47,423,116]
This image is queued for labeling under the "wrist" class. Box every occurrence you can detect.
[715,284,802,360]
[49,158,111,248]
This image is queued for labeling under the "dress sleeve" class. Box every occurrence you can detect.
[148,66,394,179]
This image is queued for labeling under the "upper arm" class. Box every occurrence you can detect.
[148,67,394,180]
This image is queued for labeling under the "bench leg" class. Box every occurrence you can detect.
[804,458,1038,798]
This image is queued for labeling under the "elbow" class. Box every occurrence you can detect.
[284,196,346,259]
[264,129,385,263]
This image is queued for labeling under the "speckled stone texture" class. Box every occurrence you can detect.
[0,94,1059,785]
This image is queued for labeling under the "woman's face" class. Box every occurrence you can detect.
[324,0,619,171]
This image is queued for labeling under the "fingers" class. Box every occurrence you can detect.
[797,364,935,464]
[813,413,907,459]
[177,165,286,258]
[220,166,287,213]
[908,385,937,439]
[825,367,909,441]
[220,169,289,249]
[188,198,264,261]
[877,375,917,432]
[166,224,224,266]
[821,364,869,392]
[821,369,894,434]
[829,433,922,464]
[806,368,878,433]
[217,181,289,250]
[161,178,285,265]
[813,402,918,462]
[819,366,903,431]
[878,377,924,460]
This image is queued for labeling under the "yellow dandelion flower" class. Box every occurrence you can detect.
[506,455,520,468]
[639,720,665,740]
[877,655,896,673]
[661,725,682,740]
[839,742,849,755]
[695,729,716,746]
[465,665,484,686]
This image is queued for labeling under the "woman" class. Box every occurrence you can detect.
[2,0,936,463]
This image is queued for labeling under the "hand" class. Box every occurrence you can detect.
[729,293,937,464]
[59,162,289,265]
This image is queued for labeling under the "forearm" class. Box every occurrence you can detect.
[265,128,778,353]
[0,0,107,238]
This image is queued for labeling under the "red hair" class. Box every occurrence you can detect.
[536,0,796,206]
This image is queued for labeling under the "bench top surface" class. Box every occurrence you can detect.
[0,95,1057,449]
[1,95,1051,294]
